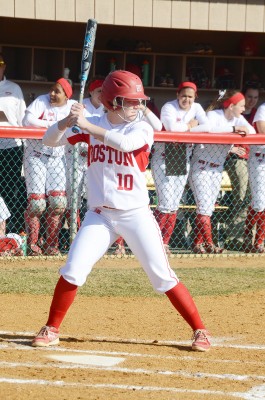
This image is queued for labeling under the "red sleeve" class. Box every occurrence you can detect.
[67,132,90,146]
[133,144,150,172]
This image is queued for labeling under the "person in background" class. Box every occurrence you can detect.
[64,76,105,234]
[244,94,265,253]
[30,70,211,352]
[189,90,255,254]
[151,82,210,255]
[0,196,11,237]
[0,197,23,256]
[22,78,76,256]
[83,76,105,115]
[224,84,259,250]
[0,52,26,232]
[0,232,23,257]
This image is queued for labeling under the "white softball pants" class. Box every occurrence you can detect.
[248,153,265,212]
[60,205,179,292]
[151,153,190,213]
[189,161,223,216]
[24,150,66,195]
[65,144,88,209]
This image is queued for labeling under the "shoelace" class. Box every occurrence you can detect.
[38,326,49,337]
[192,330,209,342]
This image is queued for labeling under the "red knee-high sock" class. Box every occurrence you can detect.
[163,213,177,245]
[115,236,125,246]
[66,209,81,229]
[24,209,40,246]
[197,214,213,246]
[46,276,78,329]
[244,207,259,249]
[153,209,168,227]
[194,214,204,245]
[165,282,205,330]
[254,210,265,246]
[245,207,259,237]
[153,209,177,245]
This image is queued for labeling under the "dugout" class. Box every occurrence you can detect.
[0,1,265,110]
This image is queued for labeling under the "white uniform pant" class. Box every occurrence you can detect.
[65,144,88,209]
[189,161,223,216]
[60,205,179,292]
[0,197,10,223]
[249,154,265,212]
[24,150,66,195]
[151,153,190,212]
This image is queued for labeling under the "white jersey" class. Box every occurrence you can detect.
[46,113,154,210]
[23,94,76,157]
[83,97,105,117]
[0,77,26,149]
[66,97,105,156]
[192,109,256,165]
[0,196,10,223]
[252,103,265,154]
[156,100,209,158]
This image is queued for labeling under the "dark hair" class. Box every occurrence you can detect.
[241,83,260,96]
[207,89,241,112]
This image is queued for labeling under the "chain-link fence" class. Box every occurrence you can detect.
[0,127,264,257]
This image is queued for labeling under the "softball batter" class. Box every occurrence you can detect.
[151,82,210,254]
[22,78,76,256]
[189,90,255,254]
[31,70,211,352]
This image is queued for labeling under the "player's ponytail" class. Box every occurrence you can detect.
[206,89,241,112]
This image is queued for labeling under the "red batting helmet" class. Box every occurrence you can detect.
[101,70,149,111]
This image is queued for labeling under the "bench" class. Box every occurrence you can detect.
[145,169,232,204]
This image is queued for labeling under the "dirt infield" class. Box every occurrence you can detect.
[0,256,265,400]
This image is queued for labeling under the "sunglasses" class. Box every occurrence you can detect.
[0,61,5,66]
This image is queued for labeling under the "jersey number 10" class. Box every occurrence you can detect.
[117,173,133,191]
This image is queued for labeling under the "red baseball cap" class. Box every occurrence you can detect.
[177,81,197,92]
[88,79,104,92]
[57,78,73,98]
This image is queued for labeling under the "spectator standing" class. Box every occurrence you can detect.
[151,82,209,255]
[189,90,255,254]
[224,84,259,250]
[0,52,26,232]
[22,78,76,256]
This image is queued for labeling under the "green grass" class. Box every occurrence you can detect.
[0,265,264,297]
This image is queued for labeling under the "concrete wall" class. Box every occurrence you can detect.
[0,0,264,32]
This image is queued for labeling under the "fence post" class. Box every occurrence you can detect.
[70,143,79,243]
